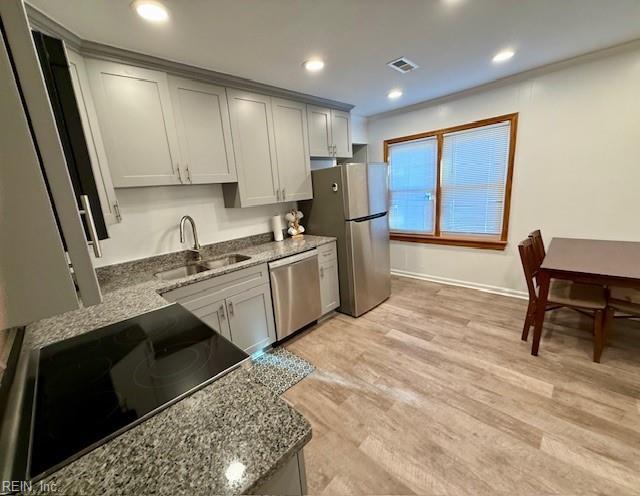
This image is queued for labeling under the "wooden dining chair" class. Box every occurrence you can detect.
[605,288,640,339]
[518,238,609,361]
[528,229,546,269]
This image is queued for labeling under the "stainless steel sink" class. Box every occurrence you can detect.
[200,254,251,270]
[154,263,210,281]
[154,254,251,281]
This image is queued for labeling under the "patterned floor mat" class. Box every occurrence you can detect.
[249,348,315,396]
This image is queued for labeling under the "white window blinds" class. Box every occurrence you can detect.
[440,122,511,236]
[388,137,437,234]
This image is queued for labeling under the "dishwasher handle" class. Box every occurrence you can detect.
[268,249,317,270]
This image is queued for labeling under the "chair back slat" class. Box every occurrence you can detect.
[528,229,546,267]
[519,238,539,301]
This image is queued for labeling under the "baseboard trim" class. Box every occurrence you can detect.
[391,269,528,300]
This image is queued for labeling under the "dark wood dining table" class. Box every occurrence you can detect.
[532,237,640,359]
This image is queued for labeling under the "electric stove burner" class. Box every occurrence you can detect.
[28,304,248,479]
[42,356,113,393]
[133,343,208,388]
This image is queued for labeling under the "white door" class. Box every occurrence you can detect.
[227,89,279,206]
[168,76,237,184]
[272,98,312,202]
[307,105,332,157]
[66,50,121,225]
[86,59,181,187]
[319,259,340,314]
[226,284,276,355]
[331,109,352,158]
[191,298,232,342]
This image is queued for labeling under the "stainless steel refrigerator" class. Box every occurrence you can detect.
[301,163,391,317]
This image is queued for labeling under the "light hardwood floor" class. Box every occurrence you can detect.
[282,276,640,495]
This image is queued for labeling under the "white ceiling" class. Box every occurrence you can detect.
[27,0,640,116]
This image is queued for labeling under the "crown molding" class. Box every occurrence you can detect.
[24,3,355,112]
[368,37,640,120]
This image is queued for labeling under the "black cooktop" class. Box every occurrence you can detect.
[28,304,248,479]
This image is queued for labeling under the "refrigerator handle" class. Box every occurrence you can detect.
[351,212,388,223]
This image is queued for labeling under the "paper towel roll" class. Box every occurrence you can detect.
[271,215,284,242]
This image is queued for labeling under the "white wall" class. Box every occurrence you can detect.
[368,43,640,294]
[93,185,294,267]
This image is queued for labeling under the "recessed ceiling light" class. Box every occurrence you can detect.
[304,59,325,72]
[388,89,403,100]
[492,49,515,63]
[131,0,169,23]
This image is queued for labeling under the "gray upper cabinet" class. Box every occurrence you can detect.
[272,98,312,202]
[225,89,279,206]
[307,105,352,158]
[66,50,121,225]
[86,59,181,187]
[307,105,332,157]
[168,76,237,184]
[331,109,353,158]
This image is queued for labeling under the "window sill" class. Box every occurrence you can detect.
[390,233,507,251]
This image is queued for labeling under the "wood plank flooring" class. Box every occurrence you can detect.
[282,276,640,495]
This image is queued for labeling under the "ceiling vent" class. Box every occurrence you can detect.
[387,57,419,74]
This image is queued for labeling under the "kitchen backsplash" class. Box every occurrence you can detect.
[92,184,295,268]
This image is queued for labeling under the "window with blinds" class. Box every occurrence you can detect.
[441,122,510,236]
[388,137,437,234]
[384,114,516,249]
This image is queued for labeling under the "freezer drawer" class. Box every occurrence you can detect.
[269,250,322,340]
[345,213,391,316]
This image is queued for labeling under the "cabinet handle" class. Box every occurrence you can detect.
[176,163,183,183]
[186,166,192,183]
[79,195,102,258]
[276,189,281,201]
[219,304,226,320]
[333,144,337,156]
[282,188,286,201]
[328,145,332,156]
[320,266,324,278]
[228,301,234,317]
[113,202,122,222]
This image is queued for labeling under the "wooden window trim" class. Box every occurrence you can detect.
[384,113,518,251]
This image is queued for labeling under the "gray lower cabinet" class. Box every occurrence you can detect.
[251,451,307,495]
[226,284,276,355]
[191,297,232,341]
[318,242,340,315]
[162,264,276,354]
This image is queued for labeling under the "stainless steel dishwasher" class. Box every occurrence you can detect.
[268,250,322,340]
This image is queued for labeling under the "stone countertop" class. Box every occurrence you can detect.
[28,234,335,348]
[23,234,334,495]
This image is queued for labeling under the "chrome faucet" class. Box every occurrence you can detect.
[179,215,202,261]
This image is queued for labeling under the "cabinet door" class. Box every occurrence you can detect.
[272,98,312,202]
[0,25,80,326]
[226,284,276,355]
[319,258,340,314]
[191,298,232,342]
[307,105,332,157]
[168,76,237,184]
[227,89,279,206]
[67,50,120,225]
[86,59,181,187]
[331,109,352,158]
